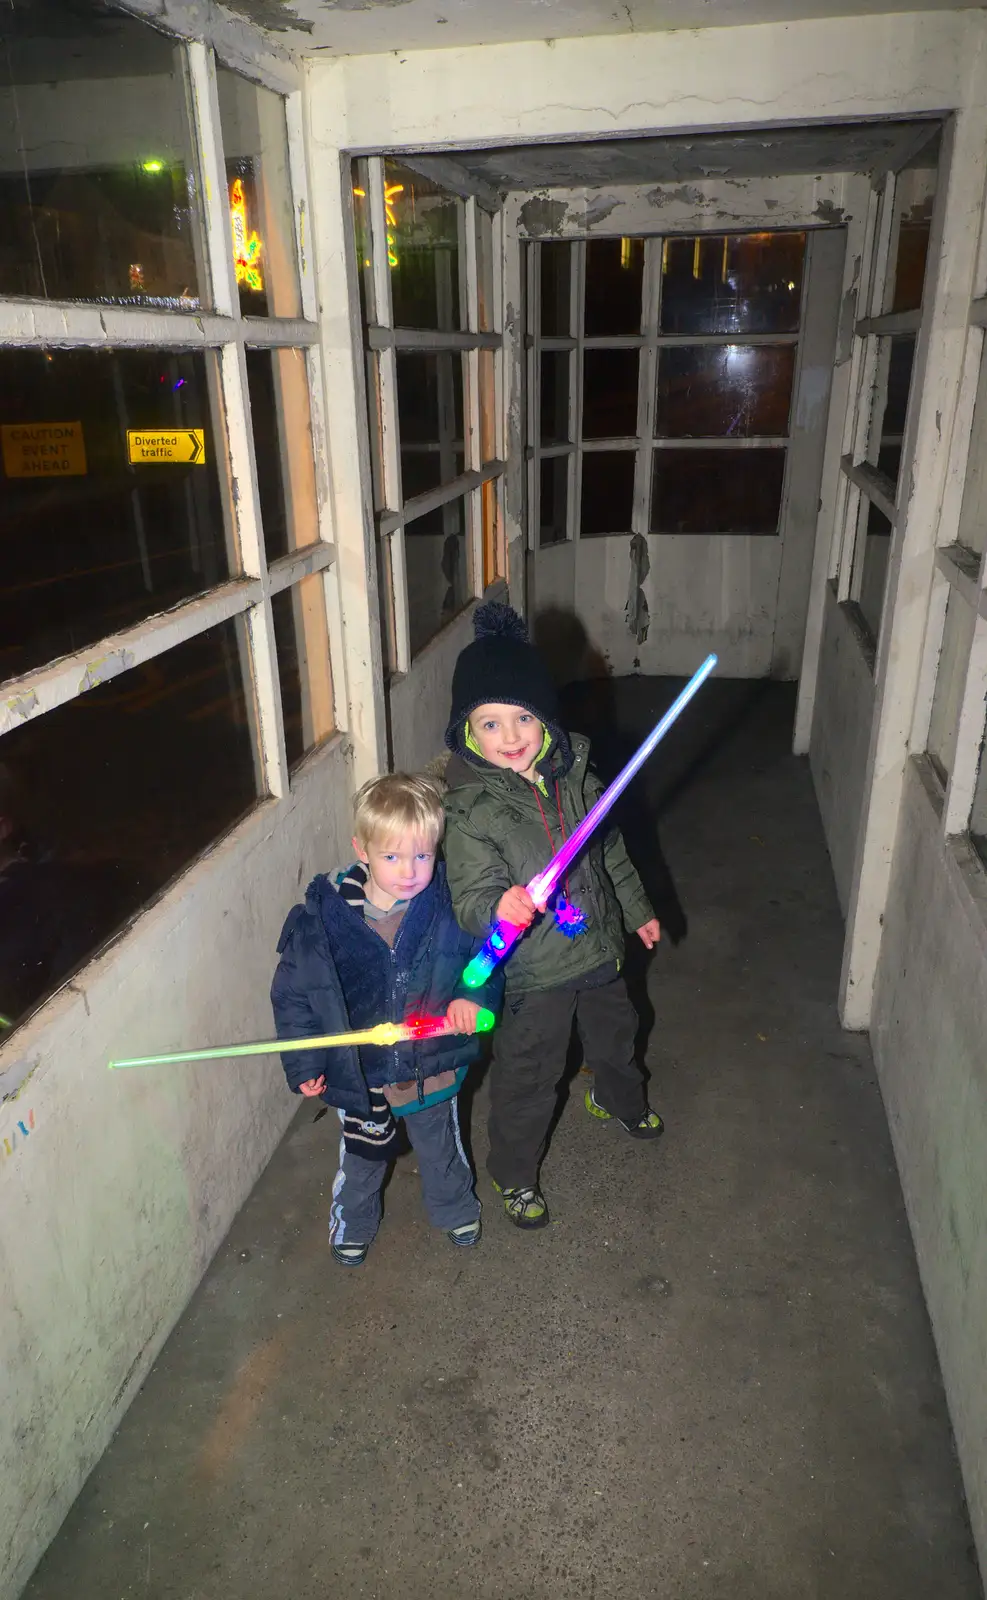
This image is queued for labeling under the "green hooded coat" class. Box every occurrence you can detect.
[442,735,654,994]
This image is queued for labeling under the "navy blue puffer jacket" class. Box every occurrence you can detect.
[270,862,501,1116]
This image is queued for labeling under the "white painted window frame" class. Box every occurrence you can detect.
[525,234,803,549]
[360,157,505,676]
[0,21,341,809]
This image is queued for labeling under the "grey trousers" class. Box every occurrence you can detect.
[329,1097,479,1246]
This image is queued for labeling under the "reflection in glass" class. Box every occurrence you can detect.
[245,348,320,562]
[0,347,233,684]
[660,232,805,335]
[217,67,300,319]
[272,577,334,770]
[656,345,795,438]
[585,238,644,336]
[405,496,469,656]
[0,619,259,1032]
[651,447,786,534]
[351,157,375,327]
[540,456,568,546]
[927,588,976,784]
[386,161,462,331]
[581,451,635,536]
[0,0,203,307]
[870,335,915,489]
[583,349,639,438]
[856,500,892,644]
[396,351,465,501]
[540,242,571,337]
[890,162,937,315]
[541,352,570,446]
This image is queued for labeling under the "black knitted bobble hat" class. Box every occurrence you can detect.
[444,602,561,751]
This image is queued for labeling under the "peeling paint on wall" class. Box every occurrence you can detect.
[2,689,39,734]
[813,198,846,224]
[647,183,711,209]
[218,0,314,30]
[79,650,136,695]
[837,254,862,364]
[518,196,569,237]
[625,533,650,645]
[583,194,620,228]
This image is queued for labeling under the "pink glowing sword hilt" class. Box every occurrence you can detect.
[461,653,717,988]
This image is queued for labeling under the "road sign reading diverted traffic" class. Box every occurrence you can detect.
[2,422,87,478]
[127,429,206,466]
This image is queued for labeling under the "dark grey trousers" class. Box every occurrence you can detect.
[329,1098,479,1246]
[486,975,646,1191]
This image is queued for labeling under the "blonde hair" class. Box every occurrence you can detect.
[353,772,445,849]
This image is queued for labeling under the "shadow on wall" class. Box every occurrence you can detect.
[530,606,688,950]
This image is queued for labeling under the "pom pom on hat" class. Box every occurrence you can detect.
[472,601,528,644]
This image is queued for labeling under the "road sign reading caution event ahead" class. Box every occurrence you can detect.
[2,422,87,478]
[127,429,206,466]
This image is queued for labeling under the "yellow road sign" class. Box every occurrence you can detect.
[2,422,87,478]
[127,429,206,466]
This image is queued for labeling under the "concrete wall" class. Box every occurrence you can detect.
[388,603,475,770]
[809,586,876,916]
[871,757,987,1565]
[0,737,355,1600]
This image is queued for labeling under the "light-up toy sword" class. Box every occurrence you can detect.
[109,1011,495,1070]
[461,652,718,989]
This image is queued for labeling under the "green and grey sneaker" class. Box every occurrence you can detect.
[585,1087,664,1140]
[492,1180,550,1230]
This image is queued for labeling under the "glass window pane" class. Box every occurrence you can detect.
[0,1,204,307]
[477,208,495,333]
[0,347,234,684]
[660,232,805,335]
[271,576,334,770]
[540,456,569,547]
[870,335,915,490]
[580,451,635,536]
[217,67,300,320]
[245,348,320,563]
[0,618,259,1033]
[386,161,462,332]
[396,352,465,502]
[405,497,470,657]
[889,162,938,315]
[351,157,375,328]
[957,347,987,560]
[856,499,893,644]
[479,350,497,465]
[540,242,571,337]
[651,447,785,534]
[541,352,570,446]
[585,238,644,336]
[583,349,639,438]
[656,344,796,438]
[927,589,976,784]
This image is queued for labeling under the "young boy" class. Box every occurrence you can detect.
[442,603,663,1231]
[271,774,500,1267]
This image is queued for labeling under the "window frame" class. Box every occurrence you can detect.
[359,157,505,674]
[525,234,803,547]
[0,27,343,807]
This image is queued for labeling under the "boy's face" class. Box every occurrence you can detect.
[469,702,544,780]
[354,829,437,909]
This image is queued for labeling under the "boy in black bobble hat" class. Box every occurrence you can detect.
[443,602,663,1230]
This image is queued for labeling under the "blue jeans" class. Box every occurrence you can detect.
[329,1097,479,1246]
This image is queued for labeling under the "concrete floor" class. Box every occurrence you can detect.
[25,681,982,1600]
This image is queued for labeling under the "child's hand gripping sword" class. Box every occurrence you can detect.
[460,653,717,990]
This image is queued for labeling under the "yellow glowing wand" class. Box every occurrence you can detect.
[109,1009,495,1070]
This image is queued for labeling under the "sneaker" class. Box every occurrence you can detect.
[331,1240,370,1267]
[448,1219,482,1248]
[584,1087,664,1140]
[492,1180,550,1230]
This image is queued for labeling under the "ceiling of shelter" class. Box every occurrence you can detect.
[423,122,941,191]
[216,0,983,54]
